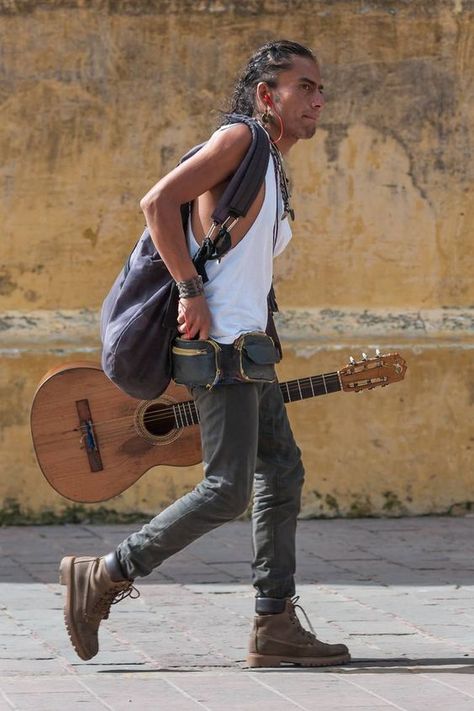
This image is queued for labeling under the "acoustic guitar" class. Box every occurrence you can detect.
[30,352,406,503]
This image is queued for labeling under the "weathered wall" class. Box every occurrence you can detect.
[1,0,473,519]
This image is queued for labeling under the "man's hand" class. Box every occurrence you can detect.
[177,295,212,340]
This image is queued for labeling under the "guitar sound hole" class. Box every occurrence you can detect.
[142,403,175,437]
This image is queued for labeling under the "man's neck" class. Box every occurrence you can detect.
[269,134,298,156]
[258,120,296,156]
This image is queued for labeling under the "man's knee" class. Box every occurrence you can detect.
[219,482,252,519]
[197,477,252,520]
[254,457,305,507]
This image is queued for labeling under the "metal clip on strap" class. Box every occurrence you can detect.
[208,216,239,261]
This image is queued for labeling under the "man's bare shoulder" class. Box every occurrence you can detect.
[141,122,255,209]
[200,122,253,165]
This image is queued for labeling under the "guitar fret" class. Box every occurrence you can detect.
[310,377,315,397]
[173,404,180,429]
[322,373,328,394]
[285,381,291,402]
[297,379,303,400]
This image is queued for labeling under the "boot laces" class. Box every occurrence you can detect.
[94,583,140,620]
[290,596,317,642]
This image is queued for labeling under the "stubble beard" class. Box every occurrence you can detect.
[298,124,317,140]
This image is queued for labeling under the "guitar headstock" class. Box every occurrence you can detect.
[339,351,407,393]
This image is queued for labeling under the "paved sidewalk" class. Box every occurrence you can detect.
[1,517,474,710]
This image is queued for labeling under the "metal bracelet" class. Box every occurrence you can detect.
[176,275,204,299]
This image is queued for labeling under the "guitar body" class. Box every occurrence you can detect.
[31,362,202,503]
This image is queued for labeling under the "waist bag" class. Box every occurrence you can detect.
[100,115,276,400]
[171,331,280,389]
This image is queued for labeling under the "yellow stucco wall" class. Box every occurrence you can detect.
[1,0,473,518]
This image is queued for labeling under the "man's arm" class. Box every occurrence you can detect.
[140,124,252,340]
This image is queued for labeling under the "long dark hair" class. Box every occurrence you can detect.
[222,40,316,123]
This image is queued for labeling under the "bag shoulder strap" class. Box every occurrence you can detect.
[179,115,270,227]
[211,116,270,224]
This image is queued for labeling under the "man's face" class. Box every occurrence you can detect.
[270,55,324,141]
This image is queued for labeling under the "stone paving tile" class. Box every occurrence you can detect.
[422,672,474,699]
[250,671,394,709]
[168,671,305,710]
[0,657,66,676]
[77,675,206,710]
[1,692,106,711]
[344,672,474,710]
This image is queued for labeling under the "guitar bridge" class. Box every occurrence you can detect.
[76,399,104,472]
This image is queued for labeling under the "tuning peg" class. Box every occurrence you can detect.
[349,356,356,365]
[362,352,368,360]
[375,348,381,357]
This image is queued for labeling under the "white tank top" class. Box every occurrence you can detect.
[187,129,292,344]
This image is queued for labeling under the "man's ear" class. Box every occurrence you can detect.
[256,81,272,110]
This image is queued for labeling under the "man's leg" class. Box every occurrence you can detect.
[60,382,261,660]
[251,381,304,602]
[247,381,350,667]
[117,382,260,578]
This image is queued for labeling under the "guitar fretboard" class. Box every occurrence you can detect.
[171,371,341,429]
[280,372,341,403]
[173,400,199,429]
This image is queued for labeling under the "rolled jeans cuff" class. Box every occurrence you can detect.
[255,596,287,614]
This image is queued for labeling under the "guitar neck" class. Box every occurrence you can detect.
[172,371,341,429]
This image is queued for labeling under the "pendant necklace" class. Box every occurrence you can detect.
[256,118,295,221]
[269,141,295,222]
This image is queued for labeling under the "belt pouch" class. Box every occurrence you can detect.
[234,332,280,383]
[171,337,222,388]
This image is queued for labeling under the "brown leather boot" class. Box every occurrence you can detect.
[247,597,351,668]
[59,555,139,661]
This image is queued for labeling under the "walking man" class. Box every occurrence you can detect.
[60,39,351,669]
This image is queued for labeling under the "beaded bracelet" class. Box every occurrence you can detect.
[176,274,204,299]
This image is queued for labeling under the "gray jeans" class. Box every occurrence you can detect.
[116,380,305,599]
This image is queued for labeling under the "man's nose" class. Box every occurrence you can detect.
[312,91,324,109]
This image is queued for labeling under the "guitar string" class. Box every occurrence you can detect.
[78,377,341,447]
[80,373,338,428]
[75,374,341,437]
[73,374,341,438]
[42,374,344,449]
[61,382,340,454]
[43,360,391,443]
[40,364,338,453]
[41,363,393,452]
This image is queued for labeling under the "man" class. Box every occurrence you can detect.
[60,40,351,669]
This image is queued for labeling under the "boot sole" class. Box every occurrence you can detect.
[246,652,351,668]
[59,556,93,661]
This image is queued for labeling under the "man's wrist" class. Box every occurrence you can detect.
[176,275,204,299]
